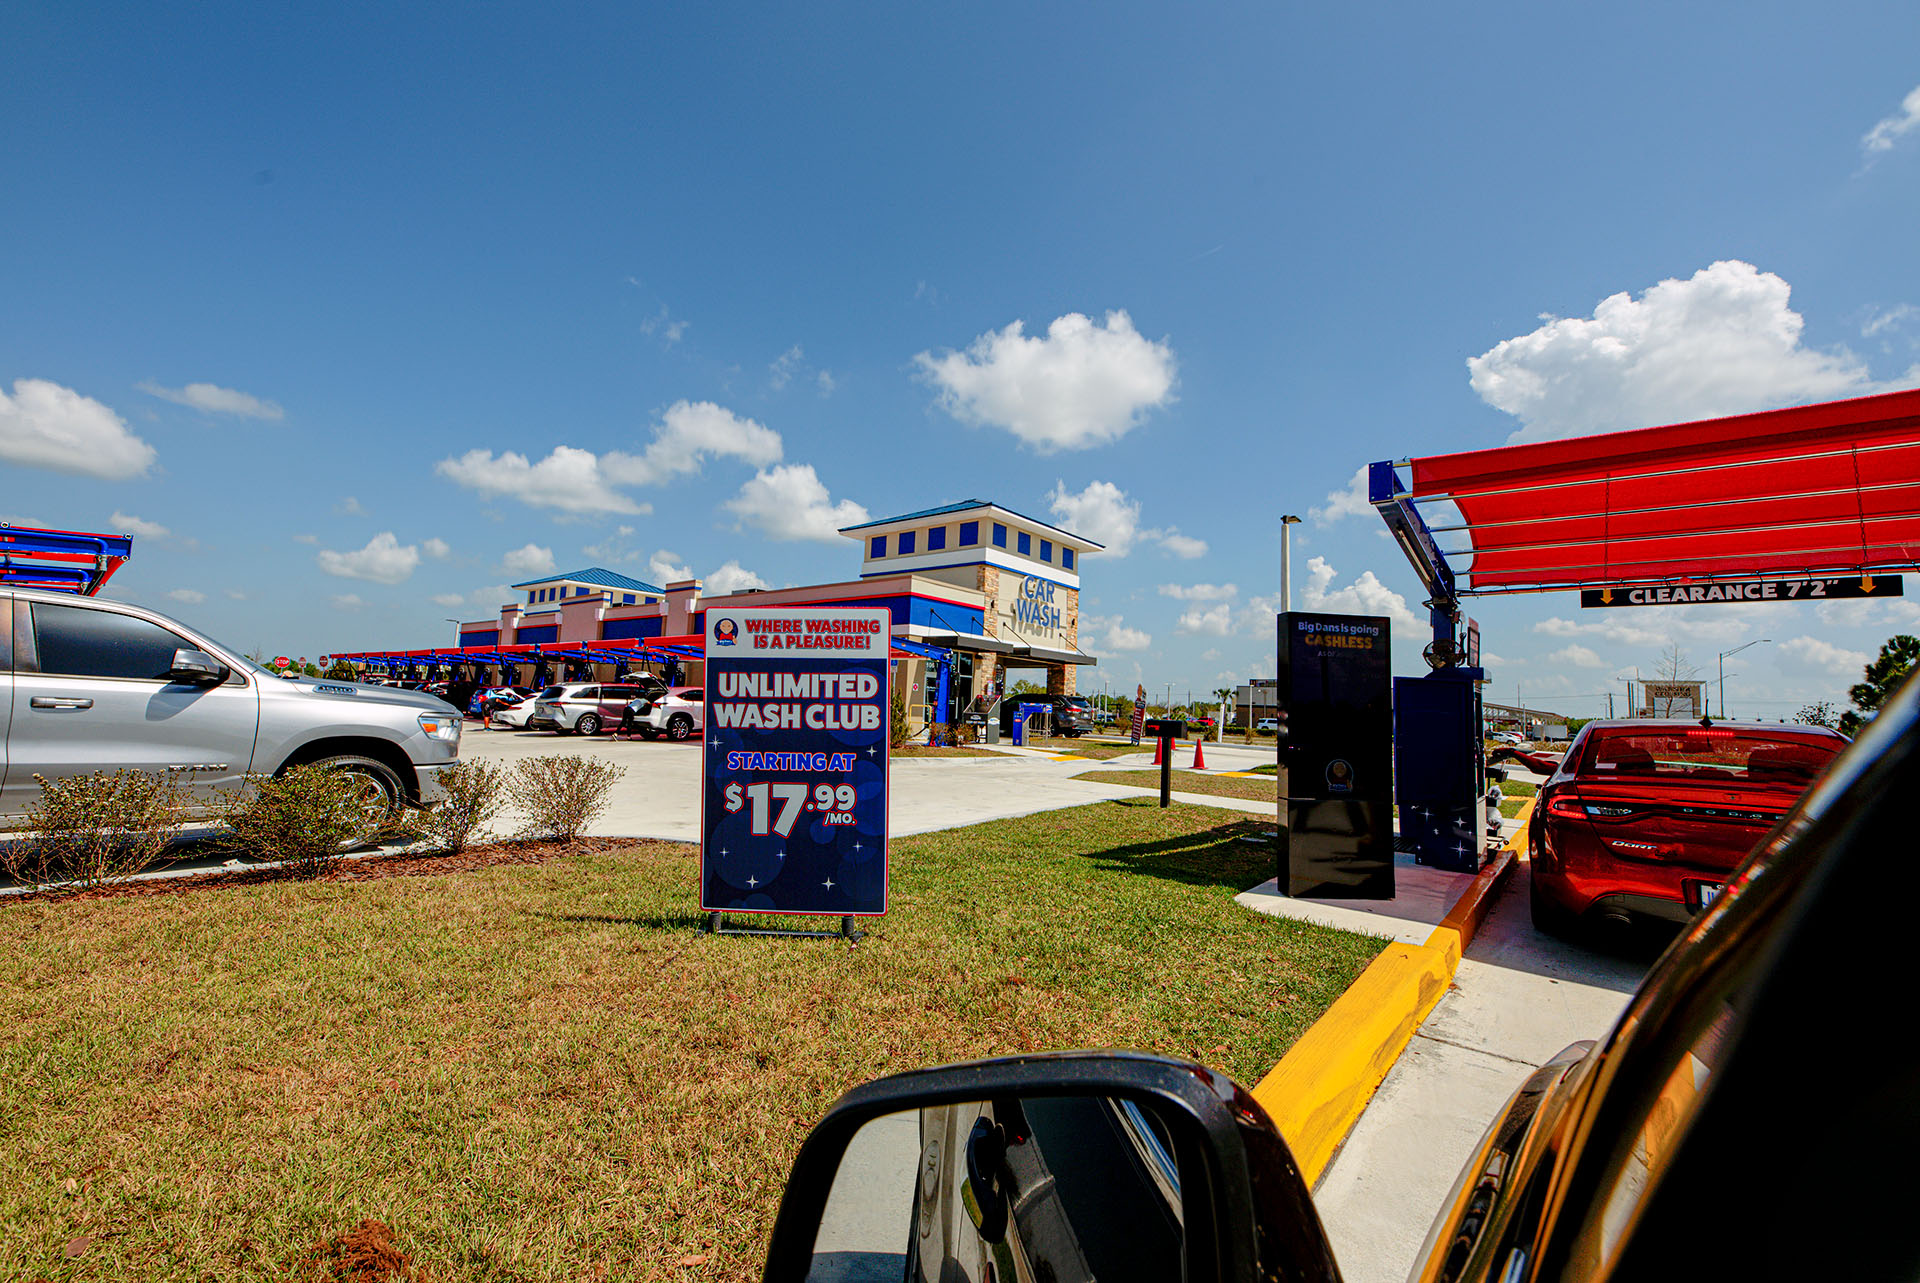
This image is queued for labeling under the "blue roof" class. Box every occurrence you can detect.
[839,499,1104,549]
[511,567,666,593]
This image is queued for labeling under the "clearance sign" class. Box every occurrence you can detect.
[1580,576,1904,608]
[702,607,889,918]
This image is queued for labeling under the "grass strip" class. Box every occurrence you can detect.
[1076,769,1278,803]
[0,801,1376,1282]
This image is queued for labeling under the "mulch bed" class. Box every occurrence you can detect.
[3,836,663,907]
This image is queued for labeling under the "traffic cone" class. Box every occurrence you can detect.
[1192,738,1206,770]
[1150,737,1163,766]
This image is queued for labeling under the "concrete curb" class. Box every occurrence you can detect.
[1249,799,1533,1185]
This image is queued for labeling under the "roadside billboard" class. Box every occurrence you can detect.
[701,607,890,917]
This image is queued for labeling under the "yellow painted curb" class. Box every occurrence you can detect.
[1249,813,1527,1186]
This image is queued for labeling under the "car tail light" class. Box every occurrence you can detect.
[1542,790,1586,821]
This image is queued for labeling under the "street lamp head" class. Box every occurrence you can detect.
[1280,514,1302,525]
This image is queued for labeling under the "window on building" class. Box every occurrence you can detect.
[1063,548,1075,570]
[623,593,635,604]
[871,535,886,558]
[899,531,916,554]
[993,523,1007,548]
[927,526,947,551]
[1018,531,1031,555]
[960,521,979,546]
[1040,539,1052,562]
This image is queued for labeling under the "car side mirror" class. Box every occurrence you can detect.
[167,648,229,685]
[760,1051,1339,1283]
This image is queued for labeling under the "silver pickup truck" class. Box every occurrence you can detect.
[1,586,459,829]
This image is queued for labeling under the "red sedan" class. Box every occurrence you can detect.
[1529,719,1847,935]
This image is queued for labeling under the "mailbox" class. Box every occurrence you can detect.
[1143,718,1186,740]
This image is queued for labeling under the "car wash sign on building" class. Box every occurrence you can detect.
[702,607,890,918]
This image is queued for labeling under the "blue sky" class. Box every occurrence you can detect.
[5,3,1920,718]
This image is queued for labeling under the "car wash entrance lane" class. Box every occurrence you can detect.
[1308,860,1651,1283]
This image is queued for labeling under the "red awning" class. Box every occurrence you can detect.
[1409,387,1920,592]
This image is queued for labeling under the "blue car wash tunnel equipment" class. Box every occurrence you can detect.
[0,523,134,596]
[1371,386,1920,871]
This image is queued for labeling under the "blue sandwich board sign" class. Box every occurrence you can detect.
[701,606,890,918]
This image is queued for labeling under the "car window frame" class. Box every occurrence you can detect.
[26,598,210,685]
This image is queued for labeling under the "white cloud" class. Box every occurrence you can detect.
[1862,84,1920,160]
[1047,480,1140,555]
[1176,602,1236,636]
[603,400,783,486]
[1298,556,1421,627]
[1544,643,1607,668]
[165,588,206,604]
[647,549,692,584]
[317,532,422,585]
[1780,635,1870,674]
[640,304,687,345]
[770,346,804,390]
[705,560,770,594]
[330,593,364,611]
[441,402,781,516]
[1156,530,1208,559]
[436,446,647,516]
[0,378,156,479]
[725,464,869,542]
[817,370,836,396]
[336,496,367,516]
[431,593,467,608]
[501,543,556,577]
[422,537,451,559]
[1863,304,1919,338]
[1468,261,1912,444]
[1158,582,1238,601]
[1310,465,1373,525]
[1046,480,1205,558]
[136,380,284,420]
[111,511,170,540]
[1082,613,1153,652]
[292,533,319,545]
[224,589,247,601]
[916,310,1177,452]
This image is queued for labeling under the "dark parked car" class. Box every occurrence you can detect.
[1528,719,1846,934]
[999,694,1087,738]
[763,678,1920,1283]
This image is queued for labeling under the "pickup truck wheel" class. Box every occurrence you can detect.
[576,713,602,736]
[303,754,404,848]
[667,714,694,741]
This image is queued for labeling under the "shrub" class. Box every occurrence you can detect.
[212,765,378,878]
[1,769,190,893]
[889,686,913,748]
[418,759,507,853]
[508,755,624,843]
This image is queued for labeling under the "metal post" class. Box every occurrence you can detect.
[1160,732,1174,807]
[1280,515,1301,613]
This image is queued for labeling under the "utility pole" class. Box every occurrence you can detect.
[1280,515,1302,613]
[1717,639,1772,719]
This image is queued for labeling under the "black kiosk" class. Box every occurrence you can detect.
[1277,611,1395,899]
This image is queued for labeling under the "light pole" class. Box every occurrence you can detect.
[1280,515,1302,613]
[444,618,462,646]
[1717,639,1771,718]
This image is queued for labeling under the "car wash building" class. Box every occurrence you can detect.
[334,499,1101,737]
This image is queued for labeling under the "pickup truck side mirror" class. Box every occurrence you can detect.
[760,1051,1340,1283]
[167,648,229,685]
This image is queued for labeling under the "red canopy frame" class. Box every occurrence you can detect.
[1376,387,1920,599]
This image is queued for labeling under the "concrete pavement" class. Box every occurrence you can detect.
[458,729,1274,840]
[1309,859,1650,1283]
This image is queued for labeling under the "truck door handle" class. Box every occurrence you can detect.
[30,697,94,710]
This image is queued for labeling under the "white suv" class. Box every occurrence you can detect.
[624,687,704,741]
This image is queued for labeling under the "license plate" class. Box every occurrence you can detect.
[1697,882,1724,909]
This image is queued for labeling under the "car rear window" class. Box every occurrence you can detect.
[1581,728,1842,786]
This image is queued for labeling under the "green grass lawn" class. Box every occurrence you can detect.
[1024,738,1144,759]
[1076,769,1278,803]
[0,801,1377,1282]
[1499,779,1538,797]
